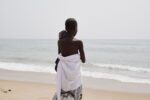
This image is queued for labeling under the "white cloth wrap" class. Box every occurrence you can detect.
[56,54,81,100]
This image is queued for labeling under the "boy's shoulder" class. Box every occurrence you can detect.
[73,38,83,44]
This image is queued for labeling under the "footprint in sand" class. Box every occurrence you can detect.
[0,88,12,93]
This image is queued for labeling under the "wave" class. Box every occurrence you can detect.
[88,63,150,73]
[0,62,55,73]
[0,62,150,84]
[82,70,150,84]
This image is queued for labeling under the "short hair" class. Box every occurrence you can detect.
[59,30,67,39]
[65,18,77,31]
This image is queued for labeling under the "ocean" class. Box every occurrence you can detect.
[0,39,150,84]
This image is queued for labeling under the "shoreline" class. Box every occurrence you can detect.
[1,68,150,94]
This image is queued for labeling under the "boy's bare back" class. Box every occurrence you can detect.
[58,38,85,63]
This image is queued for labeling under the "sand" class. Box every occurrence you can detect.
[0,80,150,100]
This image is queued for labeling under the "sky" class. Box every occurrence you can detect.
[0,0,150,39]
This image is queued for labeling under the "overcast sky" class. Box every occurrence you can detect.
[0,0,150,39]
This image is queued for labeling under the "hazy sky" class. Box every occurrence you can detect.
[0,0,150,39]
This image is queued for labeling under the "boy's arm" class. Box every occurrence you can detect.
[58,40,61,54]
[58,30,67,54]
[58,31,63,54]
[79,40,86,63]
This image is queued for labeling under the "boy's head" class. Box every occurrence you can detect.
[65,18,77,36]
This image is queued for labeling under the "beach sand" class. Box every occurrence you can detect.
[0,80,150,100]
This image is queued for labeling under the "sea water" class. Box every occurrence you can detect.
[0,39,150,84]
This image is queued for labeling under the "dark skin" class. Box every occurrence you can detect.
[58,28,86,63]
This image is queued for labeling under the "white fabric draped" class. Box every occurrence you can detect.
[56,54,81,100]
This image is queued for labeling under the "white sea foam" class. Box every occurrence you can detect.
[93,63,150,73]
[0,62,55,73]
[0,62,150,84]
[82,70,150,84]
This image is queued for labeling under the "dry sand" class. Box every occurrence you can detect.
[0,80,150,100]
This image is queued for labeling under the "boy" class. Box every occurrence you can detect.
[53,18,85,100]
[55,29,68,71]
